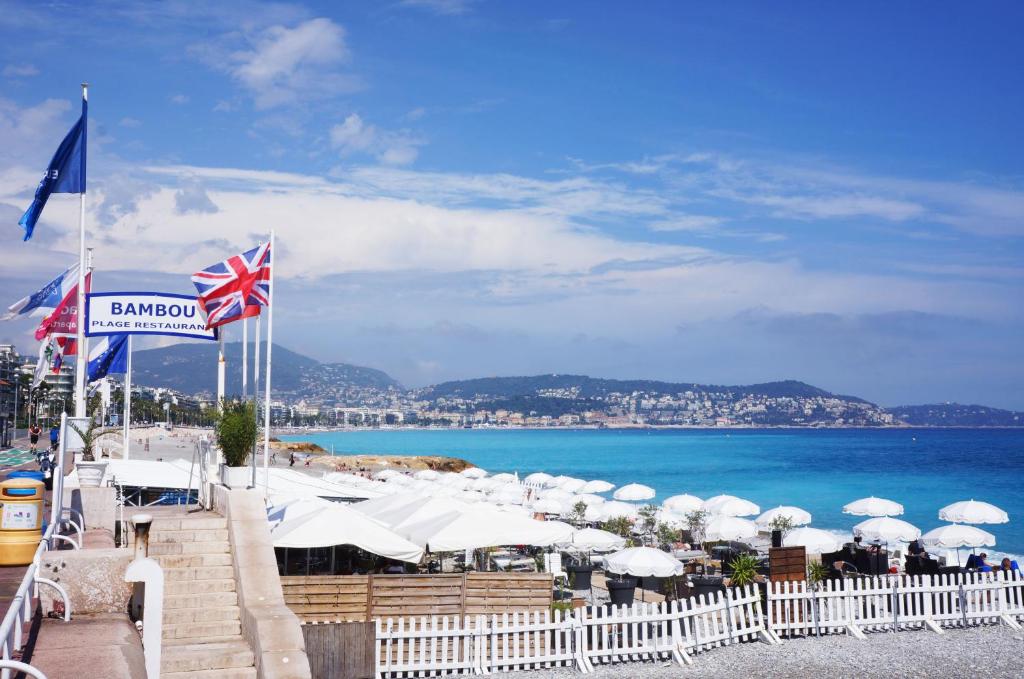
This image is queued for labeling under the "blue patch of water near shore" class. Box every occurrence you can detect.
[281,428,1024,558]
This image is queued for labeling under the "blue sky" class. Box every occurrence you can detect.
[1,1,1022,408]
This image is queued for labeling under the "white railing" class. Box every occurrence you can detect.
[767,570,1024,639]
[374,584,775,676]
[373,573,1024,677]
[0,522,73,679]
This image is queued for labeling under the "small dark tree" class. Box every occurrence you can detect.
[216,400,259,467]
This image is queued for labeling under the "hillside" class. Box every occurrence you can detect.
[889,403,1023,427]
[131,342,400,399]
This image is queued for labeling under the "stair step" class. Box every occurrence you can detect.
[150,528,229,543]
[166,591,238,610]
[163,667,256,679]
[163,619,242,640]
[165,634,248,647]
[164,604,241,626]
[161,639,254,673]
[166,578,237,595]
[150,540,231,556]
[164,565,235,582]
[149,516,227,531]
[156,553,233,568]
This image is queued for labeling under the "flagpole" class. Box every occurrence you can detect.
[242,318,248,399]
[123,335,132,460]
[252,314,261,486]
[262,230,275,497]
[73,83,88,419]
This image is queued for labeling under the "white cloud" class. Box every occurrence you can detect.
[649,215,724,231]
[330,114,424,166]
[118,117,142,128]
[221,17,359,109]
[3,63,38,78]
[400,0,476,15]
[169,94,189,105]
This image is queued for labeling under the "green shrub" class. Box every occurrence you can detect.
[216,400,258,467]
[807,560,829,585]
[727,553,760,588]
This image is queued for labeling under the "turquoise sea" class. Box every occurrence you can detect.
[282,428,1024,557]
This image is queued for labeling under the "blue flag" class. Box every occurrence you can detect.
[87,333,128,382]
[19,96,87,241]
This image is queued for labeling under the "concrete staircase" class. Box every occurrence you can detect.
[149,512,257,679]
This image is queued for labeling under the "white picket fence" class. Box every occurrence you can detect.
[767,570,1024,639]
[374,584,775,676]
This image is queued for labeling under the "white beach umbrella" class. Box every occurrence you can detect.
[570,493,606,507]
[545,475,573,488]
[531,498,565,515]
[539,488,575,502]
[580,479,615,494]
[524,472,554,485]
[413,469,441,481]
[613,483,656,502]
[842,496,904,517]
[439,475,472,490]
[938,500,1009,525]
[374,469,402,481]
[460,467,488,479]
[704,516,758,542]
[655,508,687,527]
[596,501,640,521]
[490,472,517,483]
[403,509,573,550]
[558,478,587,493]
[492,504,531,516]
[456,490,486,503]
[784,527,844,554]
[703,495,760,517]
[921,524,997,549]
[386,474,413,486]
[557,527,626,552]
[605,547,685,578]
[324,472,373,486]
[755,506,813,529]
[853,516,921,543]
[662,494,704,514]
[492,486,526,505]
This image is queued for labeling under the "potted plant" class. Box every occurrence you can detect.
[216,400,258,489]
[606,574,637,607]
[69,417,117,487]
[565,554,595,590]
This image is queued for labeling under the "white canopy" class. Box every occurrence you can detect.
[492,486,526,505]
[556,527,626,552]
[531,498,565,515]
[755,506,812,528]
[843,496,904,517]
[938,500,1009,525]
[613,483,656,502]
[351,492,426,518]
[402,509,573,551]
[368,496,470,531]
[853,516,920,543]
[580,479,615,494]
[704,515,758,542]
[662,494,703,514]
[605,547,684,578]
[323,472,374,486]
[784,527,843,554]
[267,498,424,563]
[460,467,488,479]
[921,524,997,549]
[703,495,760,517]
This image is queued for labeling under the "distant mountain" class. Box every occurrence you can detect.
[420,374,866,403]
[890,403,1023,427]
[131,342,400,398]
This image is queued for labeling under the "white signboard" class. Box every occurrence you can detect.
[86,292,216,340]
[2,502,39,530]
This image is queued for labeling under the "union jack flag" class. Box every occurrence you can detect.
[190,242,271,330]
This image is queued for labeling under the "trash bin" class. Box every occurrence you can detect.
[7,471,45,482]
[0,478,45,566]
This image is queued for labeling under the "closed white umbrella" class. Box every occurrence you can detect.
[413,469,441,481]
[921,524,996,549]
[843,496,904,517]
[704,516,758,542]
[557,527,626,552]
[756,506,812,529]
[853,516,920,543]
[938,500,1009,525]
[460,467,488,479]
[662,494,703,514]
[613,483,656,502]
[580,479,615,494]
[784,527,843,554]
[605,547,685,578]
[524,472,554,485]
[703,495,760,517]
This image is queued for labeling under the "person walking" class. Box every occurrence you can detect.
[49,422,60,451]
[28,423,41,454]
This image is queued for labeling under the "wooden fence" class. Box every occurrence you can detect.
[767,570,1024,639]
[283,572,553,622]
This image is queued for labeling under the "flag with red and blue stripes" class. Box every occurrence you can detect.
[190,242,271,330]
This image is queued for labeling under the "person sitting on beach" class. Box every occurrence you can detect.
[977,553,992,572]
[999,558,1015,572]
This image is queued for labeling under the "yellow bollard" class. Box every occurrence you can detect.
[0,478,45,566]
